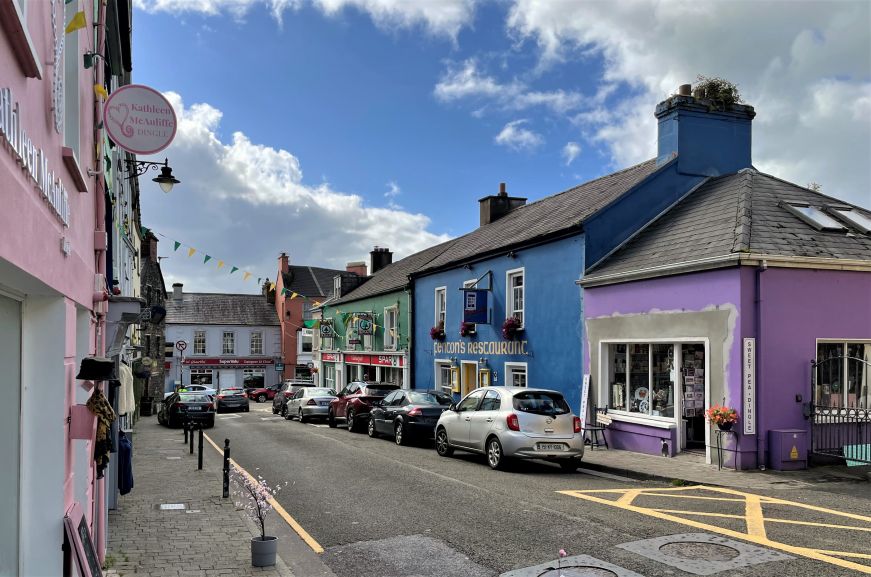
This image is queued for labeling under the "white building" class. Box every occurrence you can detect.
[164,284,281,392]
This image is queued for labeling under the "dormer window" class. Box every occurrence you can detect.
[828,207,871,235]
[780,201,846,231]
[333,276,342,298]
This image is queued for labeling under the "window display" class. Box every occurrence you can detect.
[607,342,692,420]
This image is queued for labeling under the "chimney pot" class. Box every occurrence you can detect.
[499,182,507,196]
[370,246,393,274]
[479,182,526,226]
[678,83,692,96]
[172,283,183,301]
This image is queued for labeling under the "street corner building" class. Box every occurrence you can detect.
[164,284,282,392]
[1,1,145,575]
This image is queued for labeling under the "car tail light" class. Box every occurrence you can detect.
[241,392,247,398]
[506,413,520,431]
[205,403,214,411]
[573,416,582,433]
[217,395,224,400]
[407,407,422,416]
[306,399,317,406]
[172,402,181,410]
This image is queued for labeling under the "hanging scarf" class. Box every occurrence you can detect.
[87,388,116,479]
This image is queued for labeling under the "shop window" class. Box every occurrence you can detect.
[505,362,527,387]
[250,331,263,355]
[506,268,524,327]
[242,369,264,388]
[384,306,398,350]
[324,364,336,390]
[300,329,313,353]
[190,369,213,386]
[437,362,452,393]
[222,331,235,355]
[607,342,681,419]
[435,287,446,328]
[193,331,206,355]
[816,341,870,408]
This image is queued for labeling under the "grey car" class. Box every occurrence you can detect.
[434,387,584,471]
[215,387,250,413]
[286,387,337,422]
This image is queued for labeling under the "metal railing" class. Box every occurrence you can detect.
[810,356,871,465]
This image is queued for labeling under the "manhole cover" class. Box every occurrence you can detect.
[538,568,617,577]
[659,542,740,561]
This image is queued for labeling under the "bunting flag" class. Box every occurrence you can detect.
[290,292,299,300]
[173,241,181,252]
[217,261,225,269]
[94,84,109,100]
[243,272,251,281]
[257,277,262,285]
[269,282,275,291]
[187,247,196,258]
[203,255,212,264]
[313,301,322,307]
[65,11,87,34]
[303,320,320,329]
[230,266,239,274]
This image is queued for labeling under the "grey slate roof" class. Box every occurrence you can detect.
[281,266,354,299]
[330,239,456,305]
[418,159,659,273]
[165,293,279,326]
[585,168,871,282]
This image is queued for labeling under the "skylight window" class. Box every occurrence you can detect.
[829,208,871,235]
[780,201,846,231]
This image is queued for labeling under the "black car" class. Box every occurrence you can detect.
[368,389,453,445]
[271,381,314,417]
[157,393,215,428]
[215,387,250,413]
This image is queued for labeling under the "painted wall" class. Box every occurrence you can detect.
[413,235,586,411]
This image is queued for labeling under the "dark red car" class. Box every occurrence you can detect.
[328,381,400,432]
[245,383,281,403]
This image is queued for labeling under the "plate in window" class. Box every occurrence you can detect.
[634,387,649,400]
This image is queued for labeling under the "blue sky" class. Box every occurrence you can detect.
[134,0,870,292]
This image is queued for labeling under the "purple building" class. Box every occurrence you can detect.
[581,92,871,470]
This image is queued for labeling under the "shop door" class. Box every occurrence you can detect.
[0,294,21,576]
[218,370,236,391]
[679,343,706,451]
[461,362,478,396]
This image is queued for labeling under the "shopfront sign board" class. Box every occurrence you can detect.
[580,374,590,430]
[463,289,488,324]
[343,354,404,367]
[183,357,274,366]
[275,363,285,372]
[743,338,756,435]
[321,353,338,362]
[104,84,177,155]
[64,502,100,577]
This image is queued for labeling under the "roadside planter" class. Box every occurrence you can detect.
[232,465,285,566]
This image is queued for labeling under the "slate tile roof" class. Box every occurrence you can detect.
[281,265,355,299]
[165,293,279,326]
[585,168,871,281]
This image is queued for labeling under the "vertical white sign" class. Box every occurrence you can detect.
[580,374,591,430]
[743,338,756,435]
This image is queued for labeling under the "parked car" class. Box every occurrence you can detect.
[215,387,250,413]
[163,384,216,399]
[246,383,282,403]
[368,389,453,445]
[271,381,316,417]
[434,387,584,471]
[286,387,337,422]
[328,381,400,432]
[157,392,215,428]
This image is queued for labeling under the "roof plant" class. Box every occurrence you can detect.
[694,75,743,110]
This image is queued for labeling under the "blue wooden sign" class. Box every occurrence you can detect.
[463,289,488,324]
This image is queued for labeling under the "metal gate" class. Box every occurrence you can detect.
[810,355,871,464]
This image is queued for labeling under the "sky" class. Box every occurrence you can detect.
[133,0,871,293]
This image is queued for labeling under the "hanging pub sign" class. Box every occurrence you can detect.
[103,84,177,155]
[356,313,374,335]
[463,289,488,324]
[319,320,335,338]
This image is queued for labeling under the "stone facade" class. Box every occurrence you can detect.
[140,230,167,411]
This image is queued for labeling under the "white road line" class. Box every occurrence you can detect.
[217,414,241,419]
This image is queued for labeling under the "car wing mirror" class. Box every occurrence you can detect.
[448,403,457,412]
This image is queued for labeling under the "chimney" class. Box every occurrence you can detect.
[142,231,160,262]
[172,282,183,301]
[278,252,289,274]
[655,83,756,176]
[479,182,526,226]
[346,261,367,277]
[262,277,274,304]
[370,246,393,275]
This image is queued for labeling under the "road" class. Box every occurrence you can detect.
[210,404,871,577]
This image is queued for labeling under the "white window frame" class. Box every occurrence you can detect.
[504,362,528,388]
[505,267,525,328]
[434,286,446,328]
[250,331,263,355]
[333,276,342,298]
[222,331,235,355]
[815,338,871,407]
[434,360,453,394]
[299,328,313,354]
[384,306,398,351]
[193,330,206,355]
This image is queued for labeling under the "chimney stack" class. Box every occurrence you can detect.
[278,252,289,274]
[479,182,527,226]
[142,231,160,262]
[346,261,367,277]
[370,246,393,275]
[172,283,183,301]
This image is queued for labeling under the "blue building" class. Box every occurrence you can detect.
[411,88,756,413]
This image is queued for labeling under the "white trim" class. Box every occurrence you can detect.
[434,286,446,328]
[434,358,452,393]
[504,361,528,387]
[505,267,525,328]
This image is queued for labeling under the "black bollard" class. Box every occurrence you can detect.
[189,423,194,454]
[197,428,204,470]
[183,423,188,443]
[222,438,230,498]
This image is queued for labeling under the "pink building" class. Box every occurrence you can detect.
[0,1,130,573]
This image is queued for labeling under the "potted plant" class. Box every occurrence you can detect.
[502,316,522,340]
[705,404,739,431]
[430,322,446,341]
[459,321,476,337]
[232,466,283,566]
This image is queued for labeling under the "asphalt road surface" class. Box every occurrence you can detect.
[211,405,871,577]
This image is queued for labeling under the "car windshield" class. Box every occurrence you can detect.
[512,391,571,415]
[179,394,210,403]
[407,391,453,405]
[307,388,336,396]
[364,385,399,396]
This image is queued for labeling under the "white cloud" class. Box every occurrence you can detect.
[562,141,581,166]
[506,0,871,208]
[494,119,543,151]
[384,180,401,198]
[140,93,450,292]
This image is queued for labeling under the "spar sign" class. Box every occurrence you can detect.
[104,85,177,155]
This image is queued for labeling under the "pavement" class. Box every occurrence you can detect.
[105,417,301,577]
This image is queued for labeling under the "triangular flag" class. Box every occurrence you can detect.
[217,261,225,269]
[269,282,275,291]
[313,301,322,307]
[280,288,288,296]
[65,11,86,34]
[94,84,108,100]
[257,277,262,285]
[203,255,212,264]
[230,266,238,274]
[243,272,251,281]
[187,247,196,257]
[290,292,298,300]
[173,241,181,252]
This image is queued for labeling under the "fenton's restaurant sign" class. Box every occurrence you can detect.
[183,358,274,366]
[104,84,177,155]
[434,340,528,356]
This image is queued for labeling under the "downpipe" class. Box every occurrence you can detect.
[755,261,767,470]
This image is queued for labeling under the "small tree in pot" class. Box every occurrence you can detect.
[233,466,284,566]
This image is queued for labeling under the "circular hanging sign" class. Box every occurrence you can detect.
[103,84,177,155]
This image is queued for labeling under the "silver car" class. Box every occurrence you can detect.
[434,387,584,471]
[286,387,337,422]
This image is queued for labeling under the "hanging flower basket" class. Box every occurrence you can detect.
[430,323,446,341]
[705,404,738,430]
[502,316,523,340]
[459,321,476,338]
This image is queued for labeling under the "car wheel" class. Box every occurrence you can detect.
[207,418,215,429]
[368,418,378,438]
[394,420,406,446]
[559,459,580,472]
[347,409,357,432]
[280,405,287,417]
[298,408,308,423]
[487,436,505,470]
[244,406,249,413]
[328,409,337,428]
[257,394,267,403]
[272,404,278,415]
[435,428,454,457]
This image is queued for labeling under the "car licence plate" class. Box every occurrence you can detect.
[318,401,330,406]
[187,406,201,411]
[537,443,565,452]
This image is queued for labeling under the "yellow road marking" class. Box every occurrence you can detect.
[814,550,871,560]
[203,433,325,554]
[652,509,871,532]
[558,486,871,574]
[638,493,749,502]
[651,509,744,520]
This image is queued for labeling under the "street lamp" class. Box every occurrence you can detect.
[125,158,181,193]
